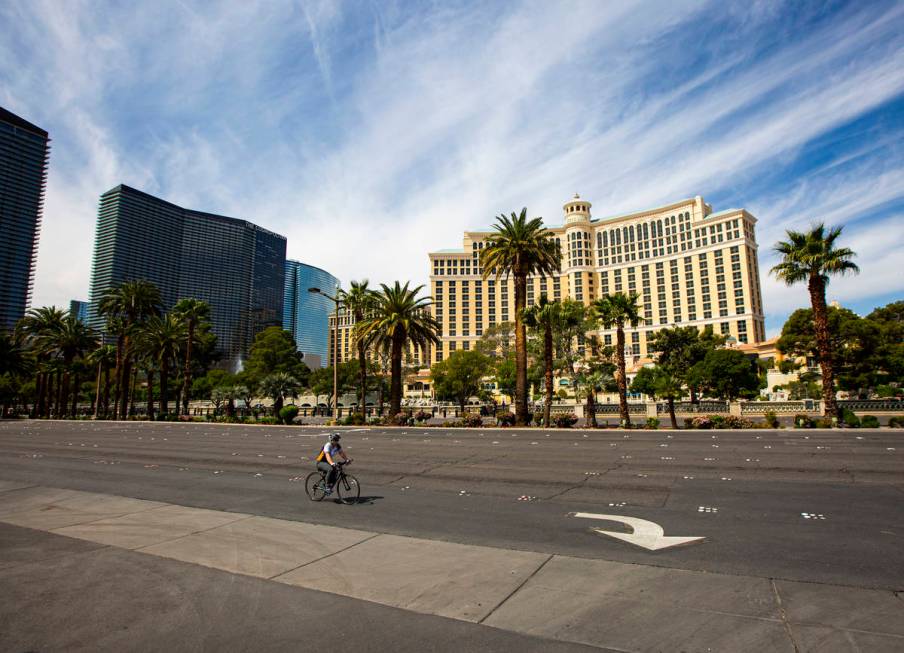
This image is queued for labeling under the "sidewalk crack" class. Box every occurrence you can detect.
[478,553,554,625]
[771,578,801,653]
[269,532,381,580]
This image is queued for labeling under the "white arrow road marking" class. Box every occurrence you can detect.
[572,512,705,551]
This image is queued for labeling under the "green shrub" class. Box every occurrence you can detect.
[888,416,903,428]
[645,417,660,430]
[794,414,814,428]
[532,412,544,426]
[339,412,366,426]
[690,416,714,429]
[813,418,834,428]
[764,410,779,429]
[441,420,464,427]
[722,415,753,429]
[257,416,279,425]
[414,410,432,423]
[860,415,879,428]
[842,409,860,428]
[279,405,299,425]
[497,413,516,427]
[553,413,578,428]
[463,414,484,427]
[391,412,414,426]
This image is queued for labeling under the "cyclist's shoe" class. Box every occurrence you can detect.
[323,487,333,496]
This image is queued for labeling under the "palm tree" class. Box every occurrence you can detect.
[172,298,211,415]
[17,306,66,417]
[357,282,440,417]
[52,314,98,417]
[340,280,376,417]
[522,295,559,427]
[771,223,858,420]
[259,372,301,417]
[480,208,560,425]
[136,314,184,417]
[87,344,116,418]
[0,332,31,417]
[99,280,163,418]
[0,331,29,377]
[593,292,643,427]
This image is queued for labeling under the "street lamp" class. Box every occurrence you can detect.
[308,286,340,418]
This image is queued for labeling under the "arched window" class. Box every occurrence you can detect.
[629,225,635,242]
[657,220,663,237]
[642,223,649,240]
[603,232,608,247]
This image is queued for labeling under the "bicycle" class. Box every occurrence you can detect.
[305,460,360,504]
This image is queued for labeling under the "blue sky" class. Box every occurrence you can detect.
[2,0,902,336]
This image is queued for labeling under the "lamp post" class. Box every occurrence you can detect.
[308,286,340,418]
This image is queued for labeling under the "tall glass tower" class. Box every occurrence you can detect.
[0,107,50,331]
[88,185,286,370]
[283,260,339,368]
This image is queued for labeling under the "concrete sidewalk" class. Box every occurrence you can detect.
[1,481,901,652]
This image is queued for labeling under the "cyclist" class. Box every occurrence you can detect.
[316,433,351,495]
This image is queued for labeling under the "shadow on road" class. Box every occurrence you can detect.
[333,495,383,505]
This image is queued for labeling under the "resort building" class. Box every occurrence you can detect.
[327,308,432,370]
[283,260,340,368]
[0,107,50,331]
[428,194,766,365]
[87,185,286,370]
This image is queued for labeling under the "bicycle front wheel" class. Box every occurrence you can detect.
[305,472,327,501]
[337,474,360,505]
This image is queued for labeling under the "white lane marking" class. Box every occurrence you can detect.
[572,512,705,551]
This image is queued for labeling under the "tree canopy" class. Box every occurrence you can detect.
[242,327,309,387]
[431,350,493,411]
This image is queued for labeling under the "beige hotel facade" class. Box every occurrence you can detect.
[428,194,766,365]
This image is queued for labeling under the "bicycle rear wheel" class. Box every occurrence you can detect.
[337,474,360,505]
[305,472,327,501]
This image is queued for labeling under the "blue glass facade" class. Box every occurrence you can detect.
[0,107,49,332]
[69,300,89,323]
[88,185,286,369]
[283,260,339,368]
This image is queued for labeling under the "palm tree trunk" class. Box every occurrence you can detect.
[378,375,385,416]
[616,324,631,427]
[585,390,597,428]
[55,369,63,417]
[389,333,404,415]
[128,364,138,418]
[120,356,131,420]
[34,370,44,418]
[43,371,53,418]
[514,272,528,426]
[114,334,125,418]
[93,362,102,419]
[182,321,194,415]
[358,339,367,417]
[61,360,72,417]
[160,360,169,416]
[147,370,155,420]
[543,324,553,427]
[809,276,838,420]
[668,396,677,429]
[102,363,111,418]
[71,371,80,416]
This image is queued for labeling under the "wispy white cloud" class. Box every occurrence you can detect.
[0,0,900,334]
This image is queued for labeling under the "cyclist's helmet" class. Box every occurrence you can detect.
[329,433,341,443]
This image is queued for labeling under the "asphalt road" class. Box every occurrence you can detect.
[1,420,901,592]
